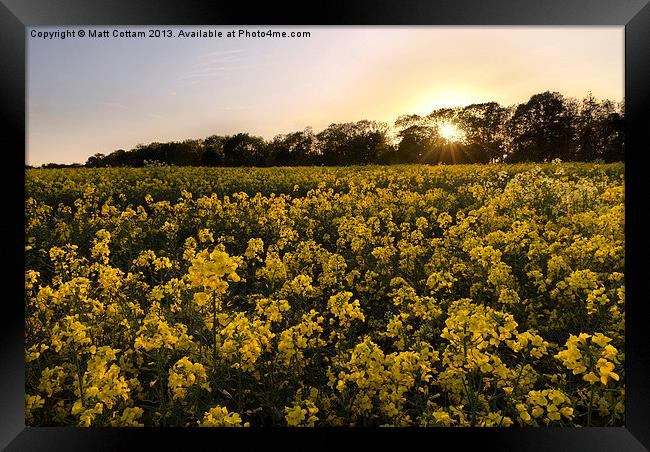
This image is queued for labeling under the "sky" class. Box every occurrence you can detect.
[27,26,624,166]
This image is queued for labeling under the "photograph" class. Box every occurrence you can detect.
[3,0,649,445]
[21,24,632,429]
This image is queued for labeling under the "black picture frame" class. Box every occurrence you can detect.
[2,0,649,450]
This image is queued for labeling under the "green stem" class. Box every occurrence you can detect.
[461,328,477,427]
[75,354,86,408]
[212,292,218,362]
[587,383,595,427]
[156,351,167,426]
[237,366,243,414]
[499,360,526,428]
[512,360,526,399]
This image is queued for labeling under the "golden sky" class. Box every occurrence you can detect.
[27,26,623,165]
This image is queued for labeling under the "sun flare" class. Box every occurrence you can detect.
[438,121,466,143]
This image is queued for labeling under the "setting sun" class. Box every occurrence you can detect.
[438,121,466,143]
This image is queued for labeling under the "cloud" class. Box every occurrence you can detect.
[215,105,253,111]
[198,49,244,58]
[178,49,261,81]
[99,101,129,110]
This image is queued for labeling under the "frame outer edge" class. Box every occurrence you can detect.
[625,1,650,450]
[0,0,27,449]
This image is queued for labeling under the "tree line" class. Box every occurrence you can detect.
[31,91,624,169]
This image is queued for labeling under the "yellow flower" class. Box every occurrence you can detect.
[200,406,249,427]
[168,357,210,401]
[596,358,619,385]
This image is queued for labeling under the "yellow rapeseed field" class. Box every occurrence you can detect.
[25,163,625,427]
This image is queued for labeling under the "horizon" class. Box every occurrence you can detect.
[27,26,624,166]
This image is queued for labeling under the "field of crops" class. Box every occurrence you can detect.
[25,163,625,427]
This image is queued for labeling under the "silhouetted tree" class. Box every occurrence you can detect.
[456,102,511,162]
[77,91,624,168]
[199,135,226,166]
[222,133,268,166]
[267,128,318,166]
[505,91,574,162]
[86,153,107,167]
[41,162,83,168]
[600,104,625,162]
[394,124,437,163]
[574,94,625,162]
[317,121,392,165]
[349,120,393,164]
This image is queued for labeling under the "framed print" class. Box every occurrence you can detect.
[2,0,649,449]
